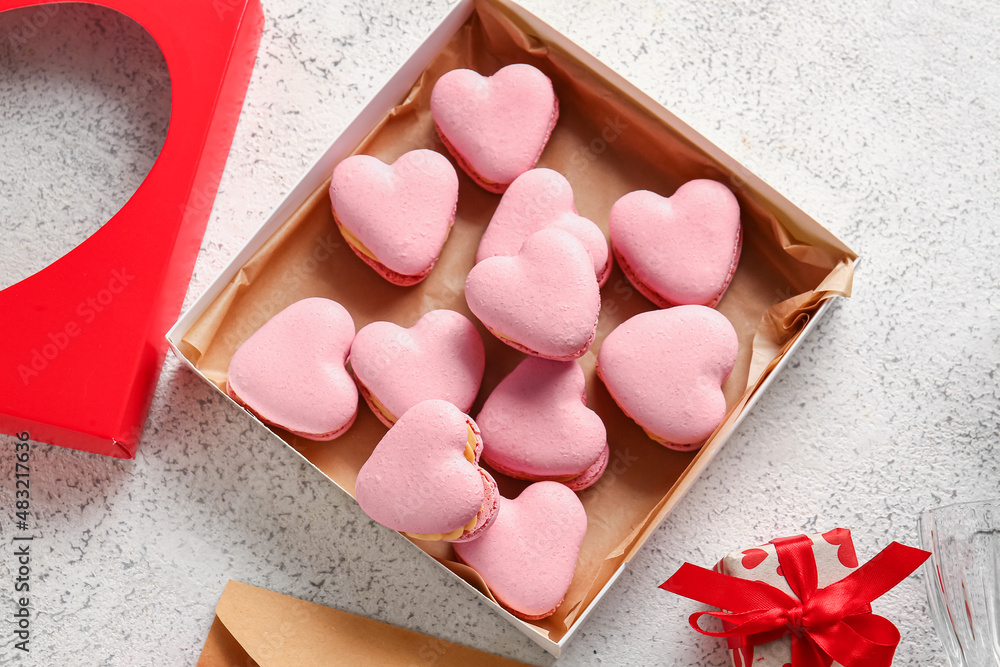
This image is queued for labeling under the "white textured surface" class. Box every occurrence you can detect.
[1,0,998,665]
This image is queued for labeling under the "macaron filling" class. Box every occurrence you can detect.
[433,124,507,193]
[403,424,483,541]
[482,324,595,362]
[335,217,380,264]
[485,457,585,484]
[483,443,608,491]
[355,377,398,426]
[331,209,439,286]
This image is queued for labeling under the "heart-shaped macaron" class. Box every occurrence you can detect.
[477,356,608,490]
[609,179,742,307]
[227,297,358,441]
[476,168,611,285]
[355,399,499,542]
[329,149,459,285]
[350,309,486,426]
[453,481,587,620]
[597,305,738,449]
[431,64,559,193]
[465,228,601,360]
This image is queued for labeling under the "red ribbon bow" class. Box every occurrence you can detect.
[659,535,930,667]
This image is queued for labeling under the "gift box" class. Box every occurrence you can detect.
[716,529,860,667]
[199,580,529,666]
[167,0,856,656]
[661,530,930,667]
[0,0,262,458]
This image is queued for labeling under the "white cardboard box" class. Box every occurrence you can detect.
[167,0,855,656]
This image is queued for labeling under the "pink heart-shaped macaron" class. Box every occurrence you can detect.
[431,64,559,193]
[350,309,486,426]
[476,168,611,285]
[609,179,742,307]
[227,297,358,441]
[597,305,738,449]
[453,481,587,620]
[477,356,608,490]
[355,399,499,542]
[329,149,459,285]
[465,228,601,360]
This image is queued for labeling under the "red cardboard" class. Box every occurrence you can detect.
[0,0,263,457]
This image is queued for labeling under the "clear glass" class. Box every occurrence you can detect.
[919,499,1000,666]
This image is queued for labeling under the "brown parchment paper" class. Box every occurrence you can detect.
[180,0,856,643]
[197,580,529,666]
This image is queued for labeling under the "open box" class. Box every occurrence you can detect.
[167,0,856,656]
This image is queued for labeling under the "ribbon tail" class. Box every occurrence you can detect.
[800,542,927,665]
[817,542,930,617]
[791,634,834,667]
[809,615,900,667]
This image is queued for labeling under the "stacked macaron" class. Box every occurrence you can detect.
[466,168,608,361]
[225,59,747,623]
[476,168,611,285]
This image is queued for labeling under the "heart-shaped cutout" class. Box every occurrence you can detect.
[0,0,262,457]
[329,149,459,285]
[477,356,608,490]
[453,481,587,620]
[355,399,499,542]
[597,305,738,449]
[476,168,611,285]
[0,3,170,291]
[465,227,601,360]
[227,298,358,441]
[350,309,486,426]
[431,63,559,193]
[609,179,742,307]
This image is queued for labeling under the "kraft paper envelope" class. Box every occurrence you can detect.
[198,580,531,666]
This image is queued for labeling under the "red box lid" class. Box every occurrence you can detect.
[0,0,263,457]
